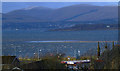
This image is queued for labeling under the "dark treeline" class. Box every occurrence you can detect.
[3,21,118,31]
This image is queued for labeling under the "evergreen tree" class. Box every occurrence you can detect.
[105,42,107,49]
[112,41,114,48]
[97,42,100,58]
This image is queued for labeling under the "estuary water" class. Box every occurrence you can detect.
[2,30,118,57]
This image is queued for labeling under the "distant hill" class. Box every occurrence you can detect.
[3,4,118,22]
[2,4,118,30]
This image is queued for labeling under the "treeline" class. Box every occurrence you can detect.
[3,21,118,30]
[51,23,118,31]
[91,42,120,69]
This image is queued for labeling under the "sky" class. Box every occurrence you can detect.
[2,2,118,13]
[1,0,119,2]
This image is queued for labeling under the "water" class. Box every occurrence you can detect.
[2,30,118,57]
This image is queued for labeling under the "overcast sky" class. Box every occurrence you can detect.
[2,2,118,13]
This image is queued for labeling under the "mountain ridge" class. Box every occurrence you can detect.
[2,4,118,30]
[3,4,117,23]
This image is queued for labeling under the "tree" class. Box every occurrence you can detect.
[105,42,107,49]
[112,41,114,49]
[97,42,100,58]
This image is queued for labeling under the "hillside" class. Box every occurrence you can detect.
[2,4,118,30]
[3,4,118,22]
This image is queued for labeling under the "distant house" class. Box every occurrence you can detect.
[2,56,20,70]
